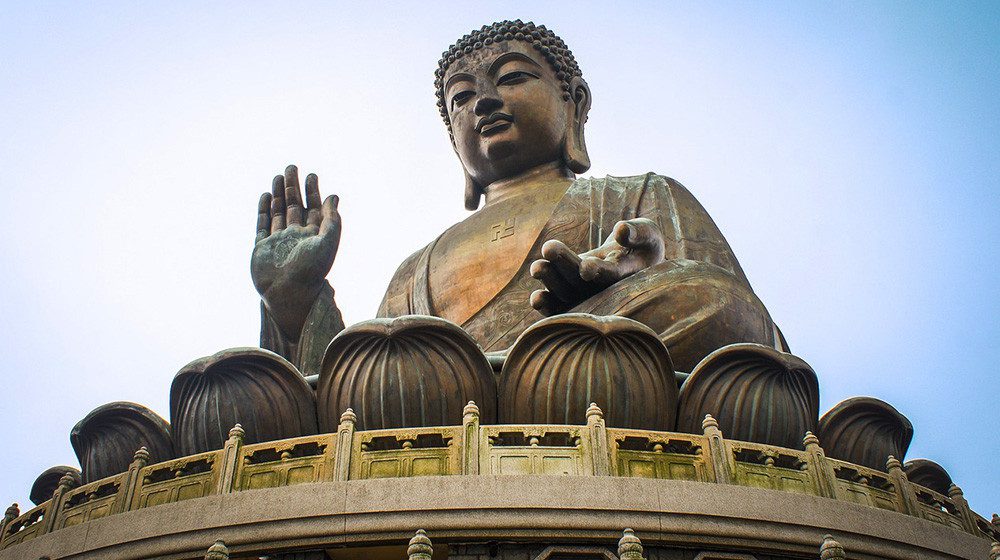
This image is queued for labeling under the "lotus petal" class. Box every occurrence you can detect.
[677,343,818,449]
[29,466,81,505]
[317,316,496,431]
[170,347,316,455]
[70,402,173,483]
[499,313,677,430]
[903,458,953,495]
[818,397,913,470]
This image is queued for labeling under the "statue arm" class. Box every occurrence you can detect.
[260,282,344,375]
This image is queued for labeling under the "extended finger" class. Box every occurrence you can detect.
[284,165,304,226]
[305,173,322,228]
[529,259,578,304]
[613,218,664,253]
[319,194,341,244]
[270,175,286,233]
[540,240,589,291]
[529,289,560,316]
[256,192,272,242]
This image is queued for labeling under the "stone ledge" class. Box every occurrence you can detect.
[1,476,989,560]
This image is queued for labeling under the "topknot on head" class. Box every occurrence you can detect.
[434,20,584,137]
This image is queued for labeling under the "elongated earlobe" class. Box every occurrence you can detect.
[564,78,592,174]
[464,171,483,210]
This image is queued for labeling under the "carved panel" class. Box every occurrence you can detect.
[353,427,461,479]
[238,434,336,490]
[317,316,497,432]
[29,466,81,506]
[2,502,47,548]
[481,425,587,475]
[134,451,221,508]
[818,397,913,470]
[499,314,677,430]
[676,344,818,449]
[57,475,125,529]
[903,458,953,495]
[170,347,317,455]
[608,429,708,481]
[70,402,174,483]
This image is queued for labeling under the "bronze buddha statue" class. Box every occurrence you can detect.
[251,21,784,377]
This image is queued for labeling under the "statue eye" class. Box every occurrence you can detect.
[451,90,474,109]
[497,70,537,86]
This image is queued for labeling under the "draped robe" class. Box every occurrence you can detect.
[376,173,785,372]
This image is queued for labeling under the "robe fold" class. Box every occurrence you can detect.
[377,173,784,371]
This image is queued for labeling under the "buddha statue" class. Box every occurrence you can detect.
[251,20,784,378]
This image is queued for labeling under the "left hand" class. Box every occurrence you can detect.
[529,218,665,315]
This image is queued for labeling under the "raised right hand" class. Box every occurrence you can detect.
[252,165,341,339]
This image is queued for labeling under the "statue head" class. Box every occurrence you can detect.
[435,21,592,209]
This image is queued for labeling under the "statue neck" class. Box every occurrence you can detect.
[482,162,575,208]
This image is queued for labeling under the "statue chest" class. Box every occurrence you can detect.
[427,195,559,326]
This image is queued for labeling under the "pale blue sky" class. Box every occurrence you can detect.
[1,2,997,516]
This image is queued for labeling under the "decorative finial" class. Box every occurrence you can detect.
[618,528,644,559]
[885,455,902,471]
[990,541,1000,560]
[133,446,151,463]
[57,473,77,490]
[586,402,604,422]
[702,414,719,431]
[819,534,846,559]
[463,401,480,418]
[992,512,999,530]
[407,529,433,559]
[228,424,244,440]
[946,483,963,499]
[803,431,819,447]
[340,408,357,424]
[205,539,229,560]
[4,503,18,520]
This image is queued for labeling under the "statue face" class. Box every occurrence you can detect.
[443,41,571,187]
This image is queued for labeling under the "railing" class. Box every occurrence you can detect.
[2,403,997,551]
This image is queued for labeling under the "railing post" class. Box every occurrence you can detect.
[989,540,1000,560]
[702,414,732,484]
[407,529,433,560]
[946,484,979,535]
[42,473,77,534]
[462,401,481,475]
[205,539,230,560]
[586,403,611,477]
[618,528,646,560]
[118,446,151,513]
[0,503,19,547]
[334,409,356,481]
[885,456,920,517]
[819,534,845,559]
[216,424,245,494]
[802,432,838,499]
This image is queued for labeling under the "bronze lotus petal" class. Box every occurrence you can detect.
[70,401,174,483]
[29,466,81,506]
[903,458,953,495]
[499,313,677,430]
[170,347,317,456]
[677,343,818,449]
[317,316,496,432]
[818,397,913,471]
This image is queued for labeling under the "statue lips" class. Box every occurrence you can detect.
[476,112,514,136]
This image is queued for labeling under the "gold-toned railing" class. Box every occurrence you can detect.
[2,403,996,551]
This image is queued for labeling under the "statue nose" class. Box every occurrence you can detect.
[474,90,503,116]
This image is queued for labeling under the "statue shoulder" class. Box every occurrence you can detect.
[377,245,427,317]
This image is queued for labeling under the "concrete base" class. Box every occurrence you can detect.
[2,476,989,560]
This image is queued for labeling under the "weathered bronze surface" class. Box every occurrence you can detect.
[249,21,782,382]
[316,316,497,432]
[499,314,677,430]
[70,402,174,484]
[817,396,913,471]
[904,458,954,496]
[169,347,317,455]
[28,467,80,506]
[676,344,819,449]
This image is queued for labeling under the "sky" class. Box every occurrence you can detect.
[1,2,997,517]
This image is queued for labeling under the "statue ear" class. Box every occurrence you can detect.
[564,77,592,174]
[464,170,483,210]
